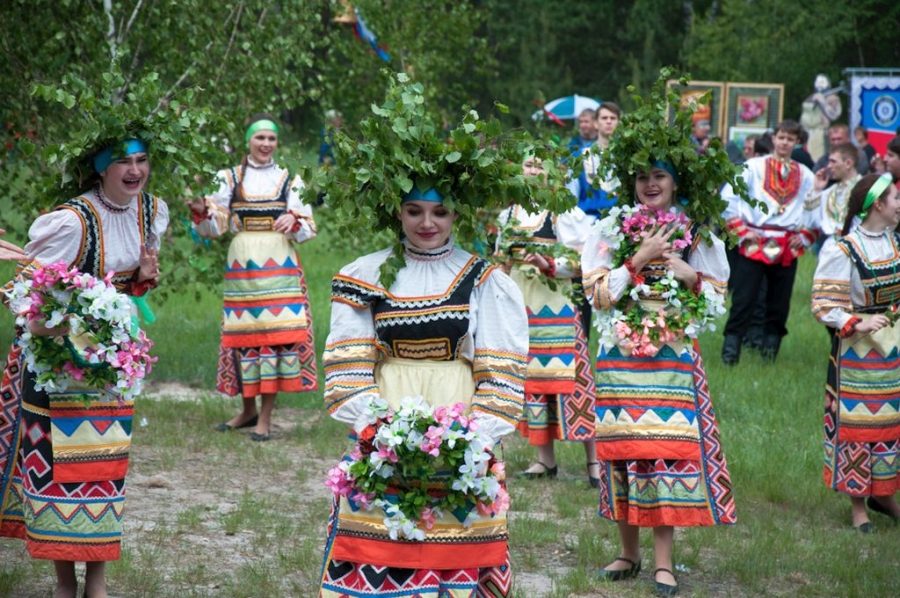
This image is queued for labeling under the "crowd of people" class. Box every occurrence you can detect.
[0,85,897,598]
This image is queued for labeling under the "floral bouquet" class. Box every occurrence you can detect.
[326,396,508,541]
[593,204,726,357]
[5,261,155,401]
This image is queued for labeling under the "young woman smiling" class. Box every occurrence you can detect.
[811,173,900,532]
[189,114,318,442]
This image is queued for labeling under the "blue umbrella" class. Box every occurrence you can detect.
[532,94,601,121]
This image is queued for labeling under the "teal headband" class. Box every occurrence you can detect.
[245,119,279,145]
[859,173,894,221]
[93,139,148,173]
[402,186,443,203]
[652,159,680,184]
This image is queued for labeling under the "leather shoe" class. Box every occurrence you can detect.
[653,567,678,596]
[519,461,557,479]
[215,414,258,432]
[250,431,271,442]
[722,334,741,365]
[598,557,641,581]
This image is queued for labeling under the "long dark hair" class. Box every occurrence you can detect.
[235,112,279,204]
[841,173,893,236]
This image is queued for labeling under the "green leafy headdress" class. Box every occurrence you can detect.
[308,72,576,286]
[600,67,750,230]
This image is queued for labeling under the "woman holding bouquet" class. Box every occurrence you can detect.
[811,173,900,531]
[0,138,168,598]
[581,74,738,596]
[315,75,574,598]
[498,158,599,486]
[188,113,317,441]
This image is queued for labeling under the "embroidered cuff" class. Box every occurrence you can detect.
[130,278,158,297]
[543,257,557,278]
[624,257,645,286]
[692,272,704,295]
[839,316,861,338]
[190,208,208,224]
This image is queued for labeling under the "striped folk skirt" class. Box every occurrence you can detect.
[0,347,127,561]
[594,343,736,527]
[823,328,900,496]
[319,359,511,597]
[215,231,318,397]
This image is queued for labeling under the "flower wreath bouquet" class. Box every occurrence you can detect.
[326,396,508,541]
[5,261,156,401]
[593,204,726,357]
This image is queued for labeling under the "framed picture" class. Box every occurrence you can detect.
[667,80,726,138]
[727,126,766,153]
[724,82,784,139]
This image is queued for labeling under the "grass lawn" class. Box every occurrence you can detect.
[0,214,897,597]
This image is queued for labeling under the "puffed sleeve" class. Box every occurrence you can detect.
[323,262,385,427]
[580,219,631,309]
[468,266,528,440]
[552,207,594,278]
[24,209,84,267]
[286,174,317,243]
[687,233,730,297]
[193,169,233,238]
[152,198,171,248]
[811,237,855,331]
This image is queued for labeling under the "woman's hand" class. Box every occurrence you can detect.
[273,213,297,234]
[663,252,698,287]
[185,197,207,215]
[0,228,26,261]
[855,315,890,333]
[28,318,68,337]
[522,253,551,271]
[632,225,675,271]
[137,245,160,282]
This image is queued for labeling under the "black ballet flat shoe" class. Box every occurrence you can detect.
[854,521,873,534]
[519,461,558,479]
[586,460,600,488]
[867,496,899,523]
[598,557,641,581]
[214,414,259,432]
[653,567,679,596]
[249,431,271,442]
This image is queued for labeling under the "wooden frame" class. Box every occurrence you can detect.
[667,80,726,139]
[724,82,784,139]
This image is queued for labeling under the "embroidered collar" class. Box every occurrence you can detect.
[247,157,276,170]
[403,237,455,261]
[857,224,891,239]
[94,185,134,213]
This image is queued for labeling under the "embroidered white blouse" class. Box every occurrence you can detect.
[812,227,900,330]
[25,191,169,274]
[193,158,315,243]
[323,238,528,440]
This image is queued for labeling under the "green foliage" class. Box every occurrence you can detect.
[600,67,751,233]
[307,73,577,287]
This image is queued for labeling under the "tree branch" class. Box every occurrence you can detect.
[102,0,117,63]
[214,1,245,87]
[119,0,146,45]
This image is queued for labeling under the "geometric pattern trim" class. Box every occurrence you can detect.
[518,315,595,444]
[597,345,736,527]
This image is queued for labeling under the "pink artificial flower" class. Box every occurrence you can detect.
[351,491,375,509]
[62,362,85,381]
[376,446,399,463]
[420,507,438,530]
[324,465,354,497]
[490,462,505,480]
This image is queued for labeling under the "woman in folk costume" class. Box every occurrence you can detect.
[316,74,570,597]
[0,138,168,598]
[811,173,900,532]
[498,157,599,485]
[581,74,739,596]
[189,114,317,442]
